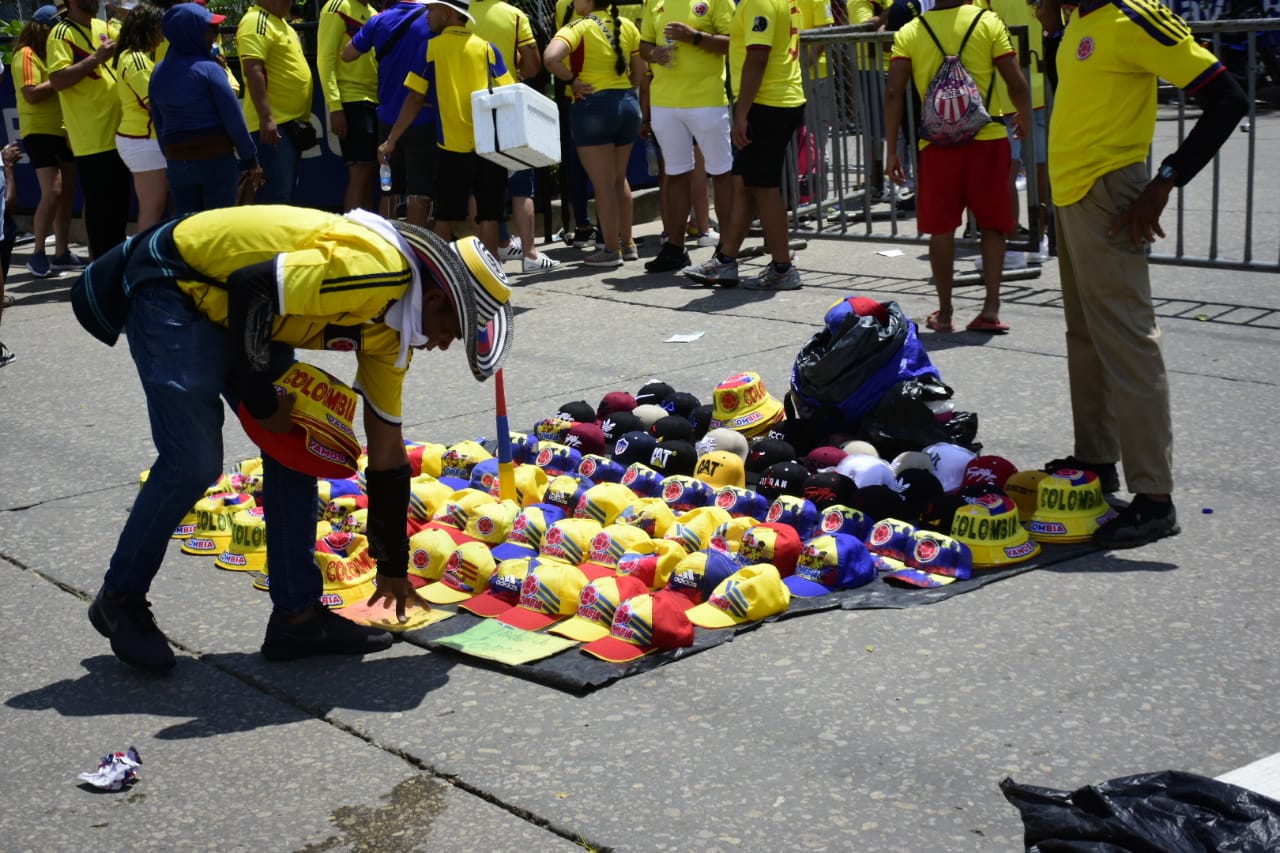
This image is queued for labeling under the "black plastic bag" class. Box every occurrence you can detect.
[1001,771,1280,852]
[857,378,959,458]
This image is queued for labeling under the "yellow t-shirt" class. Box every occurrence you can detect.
[890,5,1013,147]
[728,0,806,108]
[797,0,835,80]
[552,14,641,96]
[317,0,378,111]
[46,17,121,155]
[471,0,537,77]
[404,26,515,152]
[236,5,315,132]
[640,0,734,108]
[12,47,65,138]
[983,0,1045,113]
[172,207,414,422]
[1049,0,1221,206]
[116,49,155,139]
[846,0,890,70]
[155,37,240,93]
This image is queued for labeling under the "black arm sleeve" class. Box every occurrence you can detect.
[1162,69,1249,187]
[365,464,412,578]
[225,259,282,419]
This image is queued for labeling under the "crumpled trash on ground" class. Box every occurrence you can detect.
[77,746,142,791]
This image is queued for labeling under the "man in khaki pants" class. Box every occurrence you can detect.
[1038,0,1247,548]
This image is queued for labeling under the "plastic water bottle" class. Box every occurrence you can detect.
[379,164,392,193]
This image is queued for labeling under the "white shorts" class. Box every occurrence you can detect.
[650,105,733,176]
[115,135,166,173]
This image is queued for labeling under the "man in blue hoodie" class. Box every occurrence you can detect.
[151,3,260,213]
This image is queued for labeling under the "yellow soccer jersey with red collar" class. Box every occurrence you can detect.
[171,208,415,423]
[46,17,121,156]
[552,14,642,96]
[1049,0,1223,206]
[729,0,806,108]
[641,0,734,107]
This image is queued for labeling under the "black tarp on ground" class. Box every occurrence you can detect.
[400,541,1100,692]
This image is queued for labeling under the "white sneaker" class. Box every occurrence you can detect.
[501,237,523,261]
[522,254,561,274]
[974,251,1028,271]
[695,228,720,248]
[1029,235,1051,263]
[743,264,802,291]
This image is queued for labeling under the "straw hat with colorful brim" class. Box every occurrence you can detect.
[391,224,513,381]
[316,532,379,608]
[580,591,696,662]
[786,533,876,597]
[1028,469,1117,543]
[950,494,1041,568]
[236,362,362,479]
[882,530,974,588]
[708,372,785,436]
[215,506,268,572]
[686,563,792,629]
[182,493,256,555]
[459,556,536,617]
[548,574,649,642]
[495,558,590,631]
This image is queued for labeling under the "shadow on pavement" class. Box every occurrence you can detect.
[6,650,455,739]
[1045,554,1179,574]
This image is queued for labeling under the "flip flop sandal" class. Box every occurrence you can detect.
[925,311,955,333]
[966,317,1011,333]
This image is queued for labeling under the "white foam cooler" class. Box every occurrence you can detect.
[472,84,561,170]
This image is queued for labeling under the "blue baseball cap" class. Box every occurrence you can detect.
[786,533,875,597]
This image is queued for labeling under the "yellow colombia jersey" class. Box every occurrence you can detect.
[172,207,415,423]
[729,0,806,108]
[1049,0,1221,206]
[405,26,514,152]
[116,49,156,139]
[317,0,378,111]
[891,5,1013,148]
[237,5,314,132]
[797,0,834,80]
[982,0,1045,113]
[12,47,65,137]
[641,0,734,108]
[46,17,121,156]
[470,0,537,76]
[552,14,641,96]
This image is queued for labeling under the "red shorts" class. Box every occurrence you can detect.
[916,137,1015,235]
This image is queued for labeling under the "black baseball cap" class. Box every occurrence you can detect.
[850,484,906,521]
[599,411,645,447]
[689,403,716,439]
[802,470,859,510]
[648,439,697,477]
[667,391,701,419]
[612,430,658,467]
[745,437,798,485]
[635,381,675,408]
[651,415,695,443]
[554,400,596,423]
[755,460,810,503]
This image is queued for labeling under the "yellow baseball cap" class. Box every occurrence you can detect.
[686,564,792,629]
[422,541,498,604]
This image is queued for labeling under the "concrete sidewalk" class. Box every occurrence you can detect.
[1,208,1278,851]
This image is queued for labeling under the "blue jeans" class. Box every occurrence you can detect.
[252,129,299,204]
[167,156,240,215]
[570,89,642,147]
[105,282,322,614]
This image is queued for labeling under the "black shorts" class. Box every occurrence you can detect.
[338,101,378,164]
[732,103,806,188]
[433,148,508,223]
[379,120,437,197]
[23,133,74,169]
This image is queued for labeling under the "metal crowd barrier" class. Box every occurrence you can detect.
[792,19,1280,273]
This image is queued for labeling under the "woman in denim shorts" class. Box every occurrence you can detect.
[545,0,647,267]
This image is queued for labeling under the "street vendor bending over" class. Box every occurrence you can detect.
[72,205,513,673]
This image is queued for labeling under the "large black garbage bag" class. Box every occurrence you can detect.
[859,378,955,458]
[790,300,938,427]
[1000,771,1280,852]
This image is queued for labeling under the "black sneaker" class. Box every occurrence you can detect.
[1044,455,1120,494]
[1093,495,1180,549]
[644,242,691,273]
[88,590,176,673]
[261,604,394,662]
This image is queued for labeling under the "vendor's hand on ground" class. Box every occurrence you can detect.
[257,392,296,434]
[368,574,429,624]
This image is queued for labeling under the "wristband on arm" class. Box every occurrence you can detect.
[364,464,411,578]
